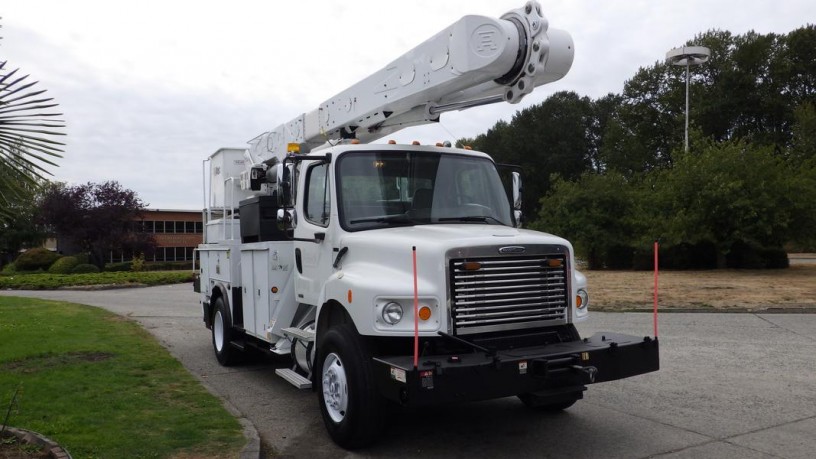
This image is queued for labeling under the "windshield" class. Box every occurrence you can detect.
[337,150,513,231]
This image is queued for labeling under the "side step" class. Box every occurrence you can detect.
[281,327,315,342]
[275,368,312,389]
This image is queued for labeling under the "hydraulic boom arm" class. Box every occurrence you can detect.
[247,1,573,163]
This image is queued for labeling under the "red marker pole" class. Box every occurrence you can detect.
[653,240,659,338]
[412,246,419,369]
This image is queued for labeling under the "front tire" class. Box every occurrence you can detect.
[212,296,240,366]
[517,393,580,412]
[316,324,385,449]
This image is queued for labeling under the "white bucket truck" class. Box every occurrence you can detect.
[195,2,659,448]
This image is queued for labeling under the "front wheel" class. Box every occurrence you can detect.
[316,324,385,449]
[517,393,580,412]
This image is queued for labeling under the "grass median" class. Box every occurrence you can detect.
[585,264,816,311]
[0,296,244,458]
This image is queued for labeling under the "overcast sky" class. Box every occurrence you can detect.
[2,0,813,209]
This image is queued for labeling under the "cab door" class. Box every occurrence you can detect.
[293,160,336,307]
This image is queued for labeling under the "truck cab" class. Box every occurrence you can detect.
[292,143,589,342]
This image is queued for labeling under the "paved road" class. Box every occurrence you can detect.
[2,285,815,458]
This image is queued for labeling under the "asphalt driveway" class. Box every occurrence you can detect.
[2,284,814,458]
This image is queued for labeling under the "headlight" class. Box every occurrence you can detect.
[382,302,404,325]
[576,289,588,309]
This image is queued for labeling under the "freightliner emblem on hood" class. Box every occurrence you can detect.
[499,246,526,254]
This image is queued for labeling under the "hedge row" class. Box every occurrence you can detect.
[105,260,196,272]
[596,241,788,270]
[3,250,196,274]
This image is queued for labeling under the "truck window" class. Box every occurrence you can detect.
[337,151,512,231]
[305,162,331,226]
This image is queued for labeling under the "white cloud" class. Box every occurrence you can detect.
[2,0,812,208]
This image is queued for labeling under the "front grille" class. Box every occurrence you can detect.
[450,255,569,335]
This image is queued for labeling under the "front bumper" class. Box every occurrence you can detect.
[373,332,659,406]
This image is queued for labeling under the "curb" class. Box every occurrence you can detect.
[0,426,72,458]
[237,417,263,459]
[191,375,263,459]
[57,283,150,291]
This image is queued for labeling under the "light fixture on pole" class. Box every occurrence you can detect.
[666,46,710,152]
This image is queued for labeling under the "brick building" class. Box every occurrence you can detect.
[109,209,203,263]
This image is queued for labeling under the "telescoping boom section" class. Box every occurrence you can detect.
[247,1,574,165]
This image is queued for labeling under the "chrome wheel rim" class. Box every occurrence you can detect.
[214,310,225,352]
[322,352,348,423]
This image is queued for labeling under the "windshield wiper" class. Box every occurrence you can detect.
[350,214,417,226]
[437,215,504,224]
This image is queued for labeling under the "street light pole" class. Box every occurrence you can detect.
[666,46,711,152]
[685,60,690,151]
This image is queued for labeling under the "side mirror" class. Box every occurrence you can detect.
[277,208,297,229]
[511,171,522,227]
[266,163,293,206]
[511,171,522,210]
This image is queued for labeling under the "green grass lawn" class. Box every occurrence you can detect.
[0,270,194,290]
[0,296,244,458]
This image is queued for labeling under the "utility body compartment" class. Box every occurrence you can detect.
[239,241,298,341]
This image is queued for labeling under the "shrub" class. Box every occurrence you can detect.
[48,256,80,274]
[727,241,765,269]
[630,241,719,270]
[72,263,101,274]
[131,254,145,272]
[73,252,91,265]
[632,248,654,271]
[1,262,16,274]
[15,248,61,271]
[145,261,196,271]
[761,247,789,269]
[105,262,132,272]
[727,241,789,269]
[603,245,635,269]
[662,242,718,270]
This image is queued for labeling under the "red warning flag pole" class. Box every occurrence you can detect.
[412,246,419,369]
[653,240,659,338]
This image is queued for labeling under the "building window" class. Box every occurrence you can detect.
[135,216,203,233]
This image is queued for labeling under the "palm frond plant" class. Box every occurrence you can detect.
[0,60,66,223]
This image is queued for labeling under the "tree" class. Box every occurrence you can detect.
[532,172,643,269]
[0,61,66,224]
[607,61,679,173]
[0,184,48,266]
[602,26,816,172]
[649,138,816,261]
[788,102,816,165]
[785,102,816,250]
[465,91,595,217]
[38,181,155,269]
